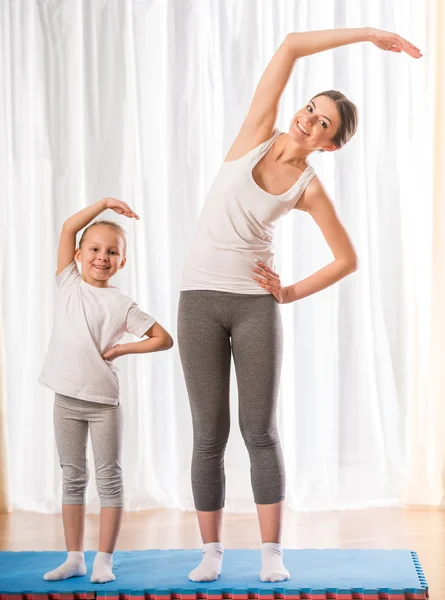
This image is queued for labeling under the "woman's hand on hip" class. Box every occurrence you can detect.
[367,28,422,58]
[253,262,290,304]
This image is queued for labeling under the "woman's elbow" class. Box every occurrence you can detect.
[339,254,359,275]
[347,255,359,274]
[283,33,302,58]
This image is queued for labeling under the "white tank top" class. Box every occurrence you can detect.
[181,129,316,294]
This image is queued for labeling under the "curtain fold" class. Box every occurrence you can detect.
[402,0,445,507]
[0,322,11,514]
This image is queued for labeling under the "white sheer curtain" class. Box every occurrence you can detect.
[402,0,445,507]
[0,0,434,513]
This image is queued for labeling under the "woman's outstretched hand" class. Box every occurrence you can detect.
[253,262,291,304]
[368,28,422,58]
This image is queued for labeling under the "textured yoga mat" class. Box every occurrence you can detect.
[0,549,428,599]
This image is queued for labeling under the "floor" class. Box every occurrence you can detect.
[0,508,443,598]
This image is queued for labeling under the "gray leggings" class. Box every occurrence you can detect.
[178,290,285,511]
[54,394,124,508]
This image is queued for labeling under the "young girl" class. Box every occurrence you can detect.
[39,197,173,584]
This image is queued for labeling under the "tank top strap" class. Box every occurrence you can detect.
[292,163,316,204]
[299,163,316,189]
[255,128,281,160]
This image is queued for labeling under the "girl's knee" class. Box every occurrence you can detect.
[96,470,124,507]
[62,465,88,503]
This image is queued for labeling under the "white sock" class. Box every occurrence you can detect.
[43,551,86,581]
[90,551,115,583]
[188,542,224,582]
[260,543,290,582]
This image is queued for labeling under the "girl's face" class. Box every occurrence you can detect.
[288,95,341,152]
[76,225,126,287]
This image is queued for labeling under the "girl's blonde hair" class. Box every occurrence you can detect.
[79,220,127,255]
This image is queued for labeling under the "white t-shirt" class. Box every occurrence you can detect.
[39,262,156,405]
[181,129,315,293]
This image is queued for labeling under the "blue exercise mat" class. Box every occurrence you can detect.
[0,549,428,599]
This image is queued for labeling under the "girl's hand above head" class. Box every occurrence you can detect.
[253,262,291,304]
[367,28,422,58]
[103,197,140,219]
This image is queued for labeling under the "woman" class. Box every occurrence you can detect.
[178,27,421,583]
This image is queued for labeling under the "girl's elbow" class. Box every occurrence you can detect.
[164,334,174,350]
[282,35,293,54]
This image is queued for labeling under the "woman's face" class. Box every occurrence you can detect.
[289,95,341,152]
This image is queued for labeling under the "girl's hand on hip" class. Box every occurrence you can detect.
[368,28,422,58]
[102,344,125,361]
[253,262,290,304]
[103,197,140,219]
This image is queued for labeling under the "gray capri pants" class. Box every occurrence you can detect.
[54,394,124,508]
[178,290,285,512]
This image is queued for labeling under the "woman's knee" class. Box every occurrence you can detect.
[193,429,230,457]
[241,426,279,450]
